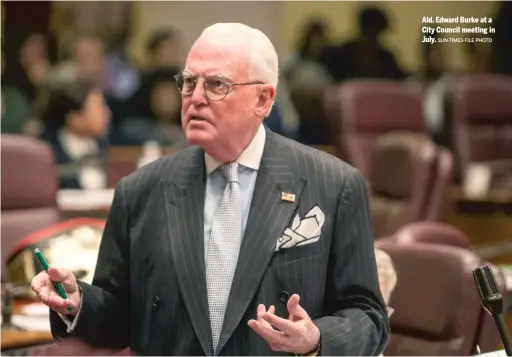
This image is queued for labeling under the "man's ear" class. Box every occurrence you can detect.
[254,84,276,117]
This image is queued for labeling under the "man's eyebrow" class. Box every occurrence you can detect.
[203,71,230,79]
[189,70,231,78]
[211,74,232,82]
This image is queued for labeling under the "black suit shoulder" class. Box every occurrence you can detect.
[271,132,361,194]
[121,146,199,190]
[115,146,201,217]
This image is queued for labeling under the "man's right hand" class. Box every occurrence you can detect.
[31,267,82,316]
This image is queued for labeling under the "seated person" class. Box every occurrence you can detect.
[113,68,187,147]
[375,248,397,317]
[39,79,111,189]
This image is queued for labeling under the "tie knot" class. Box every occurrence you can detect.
[219,162,239,183]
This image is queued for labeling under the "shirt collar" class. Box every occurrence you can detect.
[205,124,266,174]
[58,128,99,159]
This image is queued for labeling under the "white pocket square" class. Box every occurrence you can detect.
[276,205,325,251]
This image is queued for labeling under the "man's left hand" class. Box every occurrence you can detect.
[248,294,320,355]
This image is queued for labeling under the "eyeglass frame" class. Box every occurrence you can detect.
[174,70,265,101]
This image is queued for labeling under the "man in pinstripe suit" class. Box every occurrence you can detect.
[32,23,389,356]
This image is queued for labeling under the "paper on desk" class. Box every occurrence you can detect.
[12,314,51,331]
[21,303,50,316]
[57,188,115,210]
[0,313,51,332]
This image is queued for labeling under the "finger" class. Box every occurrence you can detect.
[287,294,308,320]
[38,285,54,304]
[38,285,72,312]
[31,271,50,294]
[257,304,266,320]
[39,284,71,308]
[264,305,277,329]
[248,319,287,348]
[47,290,72,309]
[256,304,276,329]
[48,267,77,292]
[262,312,299,335]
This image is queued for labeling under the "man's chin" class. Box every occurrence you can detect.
[185,130,214,147]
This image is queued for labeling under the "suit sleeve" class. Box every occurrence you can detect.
[313,167,390,356]
[50,178,131,349]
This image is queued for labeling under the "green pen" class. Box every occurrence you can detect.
[34,248,73,313]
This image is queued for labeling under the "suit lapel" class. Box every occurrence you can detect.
[217,132,308,353]
[161,148,213,356]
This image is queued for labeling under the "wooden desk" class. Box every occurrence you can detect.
[1,300,53,351]
[441,186,512,248]
[1,330,53,350]
[450,186,512,203]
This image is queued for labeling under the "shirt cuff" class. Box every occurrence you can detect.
[57,290,83,333]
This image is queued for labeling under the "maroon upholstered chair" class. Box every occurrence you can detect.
[391,222,470,249]
[333,80,427,178]
[451,74,512,188]
[379,224,506,354]
[422,147,454,221]
[369,132,437,237]
[375,240,494,355]
[1,135,61,264]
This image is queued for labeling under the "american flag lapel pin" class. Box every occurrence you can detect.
[281,192,296,203]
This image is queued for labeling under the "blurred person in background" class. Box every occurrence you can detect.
[282,19,334,145]
[1,49,31,134]
[415,29,455,147]
[287,60,333,145]
[50,32,129,145]
[3,27,53,109]
[324,6,407,82]
[39,79,111,190]
[282,19,332,80]
[145,27,183,71]
[418,31,447,84]
[50,33,109,92]
[263,81,300,140]
[105,29,140,102]
[114,68,186,147]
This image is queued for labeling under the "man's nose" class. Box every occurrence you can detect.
[190,80,208,105]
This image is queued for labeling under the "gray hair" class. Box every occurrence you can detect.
[199,23,279,115]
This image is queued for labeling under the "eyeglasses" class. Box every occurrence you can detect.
[174,70,264,101]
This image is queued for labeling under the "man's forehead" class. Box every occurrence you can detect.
[185,40,250,78]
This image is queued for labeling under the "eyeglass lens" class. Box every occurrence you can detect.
[176,73,229,100]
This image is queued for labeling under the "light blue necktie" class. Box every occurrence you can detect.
[205,162,242,355]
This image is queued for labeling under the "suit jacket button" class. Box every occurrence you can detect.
[152,296,160,308]
[279,291,289,303]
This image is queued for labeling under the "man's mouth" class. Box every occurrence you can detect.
[190,115,206,121]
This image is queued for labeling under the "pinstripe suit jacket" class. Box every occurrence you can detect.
[50,129,390,356]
